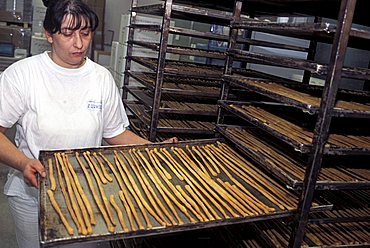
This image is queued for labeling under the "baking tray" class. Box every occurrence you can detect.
[218,100,370,155]
[228,49,370,81]
[38,139,329,247]
[224,74,370,118]
[217,125,370,190]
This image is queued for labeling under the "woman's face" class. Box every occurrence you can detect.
[45,14,92,69]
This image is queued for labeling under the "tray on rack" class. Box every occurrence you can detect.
[230,21,370,49]
[228,49,370,81]
[38,139,329,246]
[123,102,216,135]
[130,56,224,79]
[218,100,370,155]
[224,75,370,118]
[127,71,221,98]
[216,125,370,190]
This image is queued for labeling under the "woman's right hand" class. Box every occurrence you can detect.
[21,159,46,188]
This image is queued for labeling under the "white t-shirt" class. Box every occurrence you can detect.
[0,51,129,199]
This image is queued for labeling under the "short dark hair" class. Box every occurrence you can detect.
[43,0,99,34]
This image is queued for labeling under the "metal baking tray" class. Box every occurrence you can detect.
[224,74,370,118]
[38,139,329,247]
[218,100,370,155]
[228,49,370,81]
[127,71,221,98]
[217,125,370,190]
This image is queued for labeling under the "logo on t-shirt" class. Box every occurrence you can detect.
[87,100,102,110]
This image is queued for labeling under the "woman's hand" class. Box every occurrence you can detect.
[162,137,178,144]
[21,159,46,188]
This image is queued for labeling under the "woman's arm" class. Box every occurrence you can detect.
[104,129,178,146]
[0,126,45,187]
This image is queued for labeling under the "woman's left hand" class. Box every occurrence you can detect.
[162,137,178,144]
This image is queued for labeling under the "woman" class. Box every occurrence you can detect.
[0,0,176,247]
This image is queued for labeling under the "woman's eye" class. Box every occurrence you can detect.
[81,31,90,36]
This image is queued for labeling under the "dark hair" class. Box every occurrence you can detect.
[42,0,99,34]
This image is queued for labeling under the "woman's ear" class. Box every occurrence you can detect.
[44,31,53,44]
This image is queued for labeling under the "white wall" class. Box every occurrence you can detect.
[104,0,161,43]
[104,0,131,43]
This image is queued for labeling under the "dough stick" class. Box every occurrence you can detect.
[114,151,153,229]
[113,155,144,230]
[142,150,200,222]
[118,190,136,231]
[191,146,218,177]
[76,152,114,233]
[47,189,74,235]
[174,147,244,217]
[54,153,80,234]
[148,148,174,180]
[169,147,229,219]
[144,149,197,223]
[127,151,175,226]
[143,149,184,225]
[217,179,256,216]
[159,148,187,180]
[120,150,166,227]
[175,185,207,222]
[58,153,87,235]
[65,155,95,225]
[124,150,170,226]
[93,152,113,182]
[173,148,240,218]
[201,146,221,174]
[184,185,217,221]
[85,151,107,184]
[208,146,275,212]
[83,152,116,227]
[48,158,56,191]
[184,146,210,178]
[98,152,125,191]
[109,195,129,232]
[214,143,287,210]
[62,154,92,234]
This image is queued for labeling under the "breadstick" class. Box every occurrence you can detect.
[142,150,199,222]
[174,147,244,217]
[93,152,113,182]
[126,151,176,226]
[85,151,107,184]
[185,146,210,178]
[114,155,144,230]
[213,143,288,210]
[54,153,80,234]
[62,154,91,234]
[191,146,218,177]
[98,152,124,191]
[58,154,86,235]
[76,152,114,233]
[64,154,95,225]
[114,151,153,229]
[123,150,170,226]
[143,149,183,225]
[47,189,74,235]
[173,147,240,218]
[184,185,216,221]
[83,152,116,227]
[169,147,229,219]
[175,185,207,221]
[210,145,277,211]
[109,195,128,232]
[118,190,136,231]
[48,158,56,191]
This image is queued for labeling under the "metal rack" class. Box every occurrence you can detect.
[216,0,370,247]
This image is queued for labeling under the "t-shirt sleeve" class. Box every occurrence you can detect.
[0,70,25,128]
[102,71,129,138]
